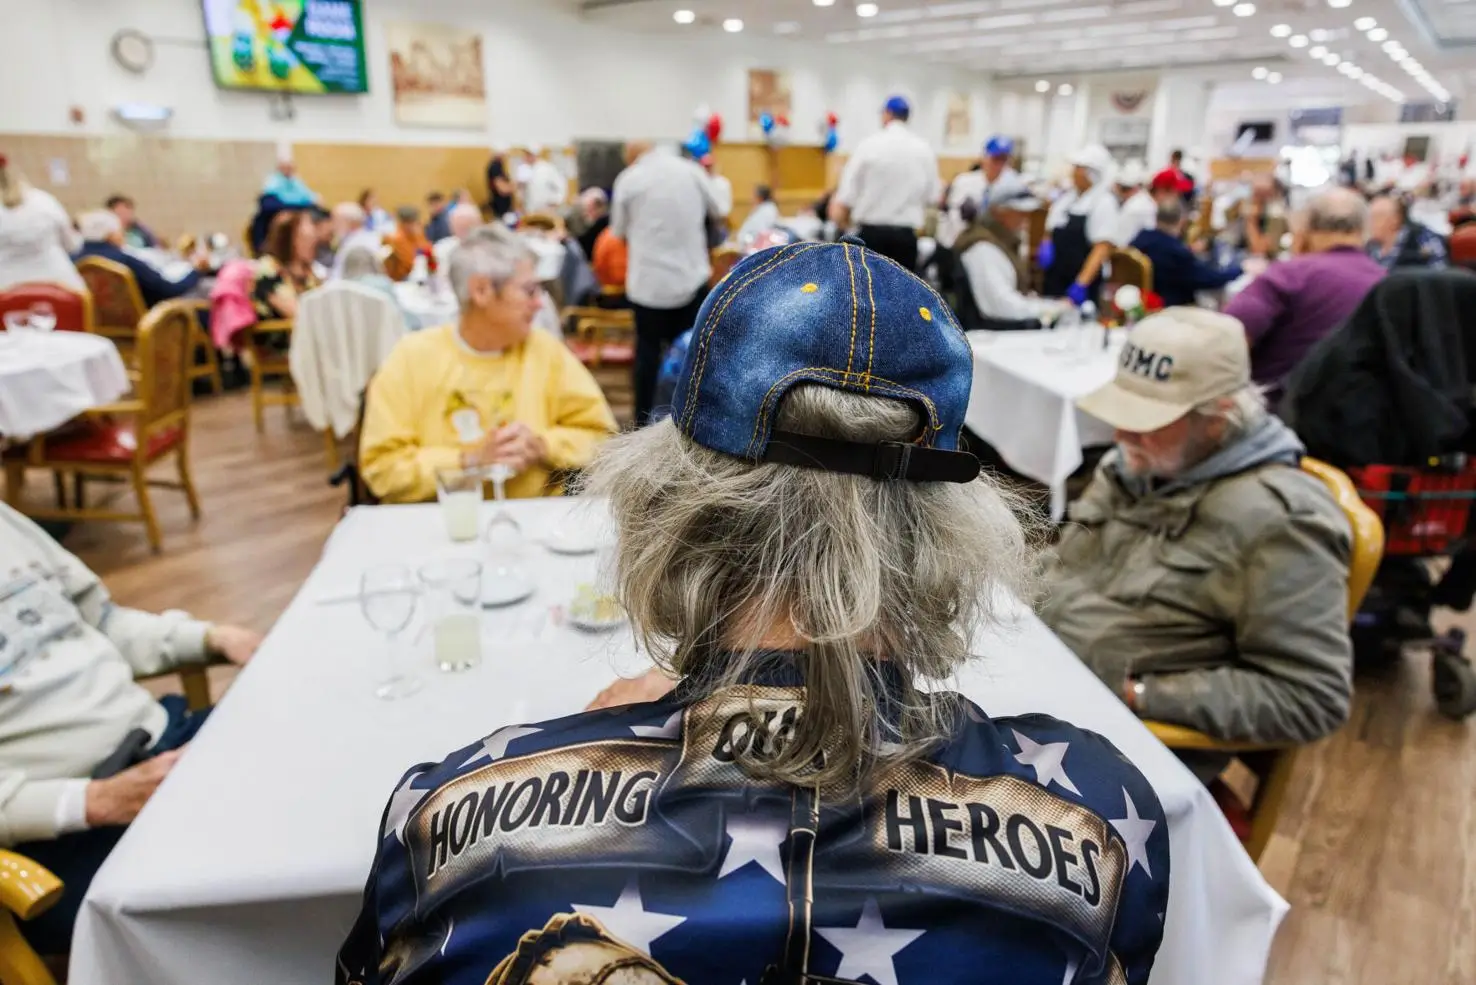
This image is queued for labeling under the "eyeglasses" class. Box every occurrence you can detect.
[504,281,541,300]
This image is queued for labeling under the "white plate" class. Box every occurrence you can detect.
[482,572,535,608]
[543,525,604,556]
[567,610,627,632]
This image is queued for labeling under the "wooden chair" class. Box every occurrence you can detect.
[76,256,147,361]
[1144,458,1385,863]
[181,300,224,396]
[4,302,201,553]
[0,850,63,985]
[1108,247,1154,294]
[247,319,299,433]
[709,246,742,289]
[563,307,636,369]
[0,283,94,333]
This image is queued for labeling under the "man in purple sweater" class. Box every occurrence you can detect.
[1224,188,1385,402]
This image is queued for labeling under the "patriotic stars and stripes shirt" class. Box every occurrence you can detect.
[338,656,1170,985]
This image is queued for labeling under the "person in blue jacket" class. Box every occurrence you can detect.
[338,238,1171,985]
[75,210,206,308]
[1129,198,1242,307]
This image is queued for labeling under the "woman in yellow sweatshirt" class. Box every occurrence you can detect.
[359,226,616,503]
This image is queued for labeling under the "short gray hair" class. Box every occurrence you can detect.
[1156,199,1184,229]
[582,384,1038,791]
[1306,187,1368,235]
[79,209,123,241]
[1192,384,1268,441]
[339,246,384,281]
[332,202,366,226]
[448,223,536,310]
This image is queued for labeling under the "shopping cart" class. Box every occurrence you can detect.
[1347,456,1476,719]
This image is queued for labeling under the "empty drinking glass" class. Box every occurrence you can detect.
[436,467,483,542]
[419,558,483,672]
[360,564,424,700]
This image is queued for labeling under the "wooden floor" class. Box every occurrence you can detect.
[17,391,1475,984]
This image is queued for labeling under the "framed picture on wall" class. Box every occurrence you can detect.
[386,21,487,129]
[944,92,972,145]
[747,69,793,129]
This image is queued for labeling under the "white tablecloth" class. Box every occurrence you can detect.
[965,330,1121,518]
[392,282,459,332]
[0,332,129,439]
[71,499,1285,985]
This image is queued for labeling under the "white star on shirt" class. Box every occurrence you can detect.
[384,770,430,844]
[1109,787,1158,877]
[459,725,541,768]
[1012,730,1081,795]
[815,897,925,985]
[572,878,686,957]
[718,810,787,882]
[630,710,683,739]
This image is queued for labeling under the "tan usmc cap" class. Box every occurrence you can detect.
[1077,308,1250,433]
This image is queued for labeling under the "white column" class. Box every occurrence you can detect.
[1149,76,1213,167]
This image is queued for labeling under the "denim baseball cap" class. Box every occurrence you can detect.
[668,238,980,484]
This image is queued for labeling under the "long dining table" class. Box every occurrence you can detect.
[70,497,1287,985]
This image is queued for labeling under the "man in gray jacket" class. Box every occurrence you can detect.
[1042,309,1353,766]
[0,503,261,953]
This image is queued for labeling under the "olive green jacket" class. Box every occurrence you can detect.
[1040,452,1354,745]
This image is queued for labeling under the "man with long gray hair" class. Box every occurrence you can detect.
[1223,186,1385,401]
[357,224,614,503]
[339,239,1170,985]
[1047,308,1353,768]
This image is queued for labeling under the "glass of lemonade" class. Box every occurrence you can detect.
[418,558,483,672]
[436,467,483,542]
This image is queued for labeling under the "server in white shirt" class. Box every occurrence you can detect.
[955,189,1067,332]
[735,185,781,243]
[1113,159,1157,247]
[935,136,1022,289]
[703,156,734,221]
[611,141,722,425]
[830,95,940,271]
[520,151,569,216]
[1042,144,1120,305]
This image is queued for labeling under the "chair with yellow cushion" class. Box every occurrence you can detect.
[247,318,299,433]
[1144,457,1384,863]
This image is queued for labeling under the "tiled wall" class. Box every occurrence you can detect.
[2,134,279,248]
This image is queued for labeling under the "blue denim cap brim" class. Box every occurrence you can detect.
[669,241,974,461]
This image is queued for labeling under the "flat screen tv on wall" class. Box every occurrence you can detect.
[202,0,368,95]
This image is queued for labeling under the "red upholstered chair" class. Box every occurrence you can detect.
[76,255,147,360]
[1452,224,1476,272]
[0,282,94,333]
[4,301,200,552]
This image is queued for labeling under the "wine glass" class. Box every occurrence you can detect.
[360,564,424,700]
[28,302,56,333]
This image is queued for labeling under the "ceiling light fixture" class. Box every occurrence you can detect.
[1253,66,1268,78]
[1309,29,1330,42]
[856,2,880,16]
[1367,27,1388,41]
[1271,24,1292,38]
[1211,0,1235,6]
[1267,71,1282,83]
[1058,82,1074,95]
[1309,45,1328,58]
[1289,34,1309,47]
[1354,17,1377,31]
[674,9,695,24]
[1232,2,1255,16]
[1327,0,1352,8]
[723,17,744,32]
[1382,40,1403,53]
[1035,79,1051,92]
[813,0,837,6]
[1322,52,1341,66]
